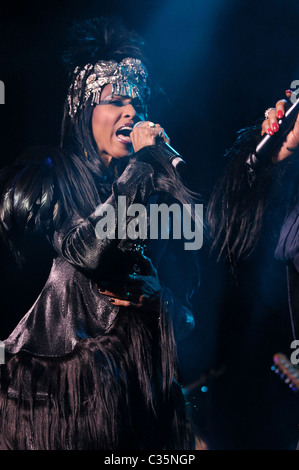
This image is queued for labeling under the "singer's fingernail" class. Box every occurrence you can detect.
[272,123,278,132]
[277,110,283,119]
[268,128,274,135]
[285,89,292,94]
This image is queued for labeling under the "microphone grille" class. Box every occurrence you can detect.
[133,121,145,129]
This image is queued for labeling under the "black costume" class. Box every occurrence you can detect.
[0,146,199,450]
[246,133,299,342]
[275,182,299,341]
[209,120,299,341]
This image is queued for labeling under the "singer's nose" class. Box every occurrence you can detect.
[123,101,146,123]
[123,102,137,119]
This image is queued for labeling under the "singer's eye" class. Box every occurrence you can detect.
[110,100,123,107]
[131,100,146,117]
[133,104,144,114]
[103,96,146,117]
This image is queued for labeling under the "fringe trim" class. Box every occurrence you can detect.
[0,301,194,450]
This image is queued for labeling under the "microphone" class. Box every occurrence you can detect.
[255,95,299,159]
[133,121,186,170]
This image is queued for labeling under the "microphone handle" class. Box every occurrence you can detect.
[133,120,186,169]
[255,96,299,160]
[157,140,186,169]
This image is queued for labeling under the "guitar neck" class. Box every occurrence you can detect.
[272,353,299,392]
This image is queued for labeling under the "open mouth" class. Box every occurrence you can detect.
[116,126,133,144]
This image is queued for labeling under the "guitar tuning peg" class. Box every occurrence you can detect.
[272,353,299,393]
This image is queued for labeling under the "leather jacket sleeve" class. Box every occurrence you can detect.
[52,146,199,341]
[53,153,156,272]
[275,185,299,273]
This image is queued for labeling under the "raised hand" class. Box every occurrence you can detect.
[130,121,170,153]
[261,90,299,162]
[99,251,161,313]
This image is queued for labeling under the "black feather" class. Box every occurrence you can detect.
[0,146,102,266]
[62,16,147,73]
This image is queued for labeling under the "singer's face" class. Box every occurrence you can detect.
[92,84,145,166]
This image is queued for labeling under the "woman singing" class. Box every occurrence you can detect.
[208,92,299,340]
[0,17,200,450]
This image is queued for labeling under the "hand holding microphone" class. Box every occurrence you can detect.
[258,91,299,163]
[130,120,168,152]
[130,120,186,169]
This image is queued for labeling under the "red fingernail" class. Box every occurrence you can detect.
[285,89,292,94]
[277,110,283,119]
[272,123,278,132]
[268,128,274,135]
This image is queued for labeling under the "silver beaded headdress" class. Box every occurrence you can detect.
[67,57,150,117]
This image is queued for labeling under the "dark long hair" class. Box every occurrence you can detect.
[207,122,275,264]
[60,16,199,209]
[60,16,149,176]
[0,16,199,265]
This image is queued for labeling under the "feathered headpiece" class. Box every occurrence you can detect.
[62,17,151,118]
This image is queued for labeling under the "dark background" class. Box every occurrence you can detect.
[0,0,299,450]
